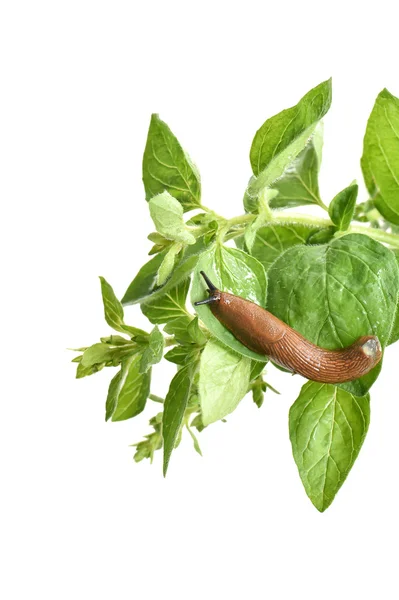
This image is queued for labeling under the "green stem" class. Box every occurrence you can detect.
[221,209,399,249]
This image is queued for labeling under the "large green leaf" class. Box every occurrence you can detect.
[267,234,399,394]
[328,184,358,231]
[191,245,267,360]
[163,364,194,475]
[249,223,319,271]
[289,381,370,512]
[199,339,251,425]
[143,114,201,212]
[141,278,190,323]
[111,355,151,422]
[269,126,324,209]
[361,89,399,225]
[248,79,331,197]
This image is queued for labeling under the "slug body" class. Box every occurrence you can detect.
[195,272,382,383]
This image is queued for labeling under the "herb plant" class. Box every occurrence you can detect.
[72,79,399,512]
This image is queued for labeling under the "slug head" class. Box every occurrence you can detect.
[194,271,221,305]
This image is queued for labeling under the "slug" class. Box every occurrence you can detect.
[194,271,382,383]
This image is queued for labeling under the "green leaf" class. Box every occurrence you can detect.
[249,223,319,271]
[143,114,201,212]
[267,233,399,394]
[76,361,105,379]
[133,412,163,463]
[186,423,202,456]
[141,278,190,324]
[164,316,193,344]
[80,343,116,367]
[121,252,166,305]
[361,89,399,225]
[199,339,251,425]
[307,227,336,245]
[191,245,267,360]
[163,364,194,475]
[289,381,370,512]
[99,277,147,338]
[187,317,207,346]
[252,384,264,408]
[122,249,199,306]
[249,359,267,381]
[156,242,182,285]
[111,355,151,422]
[139,326,165,373]
[105,370,123,421]
[80,342,138,369]
[164,345,199,365]
[388,250,399,345]
[248,79,332,197]
[328,184,358,231]
[99,276,125,331]
[269,126,324,209]
[149,192,196,245]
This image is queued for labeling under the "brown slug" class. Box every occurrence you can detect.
[194,271,382,383]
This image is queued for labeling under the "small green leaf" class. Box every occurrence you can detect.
[307,227,336,245]
[76,361,105,379]
[99,277,146,338]
[388,250,399,345]
[186,424,202,456]
[121,252,166,305]
[191,245,267,360]
[149,192,196,245]
[269,125,324,209]
[252,384,264,408]
[143,114,201,212]
[164,316,193,344]
[141,278,190,324]
[133,412,163,463]
[199,339,251,425]
[99,276,125,330]
[248,79,332,197]
[80,342,138,369]
[187,317,207,346]
[139,326,165,373]
[80,343,115,367]
[156,242,183,286]
[122,250,199,306]
[289,381,370,512]
[328,184,358,231]
[249,223,319,271]
[361,88,399,225]
[100,335,132,346]
[164,346,199,365]
[163,364,194,475]
[249,359,267,381]
[267,234,399,394]
[105,370,123,421]
[111,355,151,422]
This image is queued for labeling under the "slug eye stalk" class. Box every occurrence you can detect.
[194,271,220,305]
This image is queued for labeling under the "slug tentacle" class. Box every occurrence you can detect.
[195,274,382,384]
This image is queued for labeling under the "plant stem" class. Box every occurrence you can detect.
[220,209,399,249]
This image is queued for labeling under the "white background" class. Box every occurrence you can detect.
[1,1,399,598]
